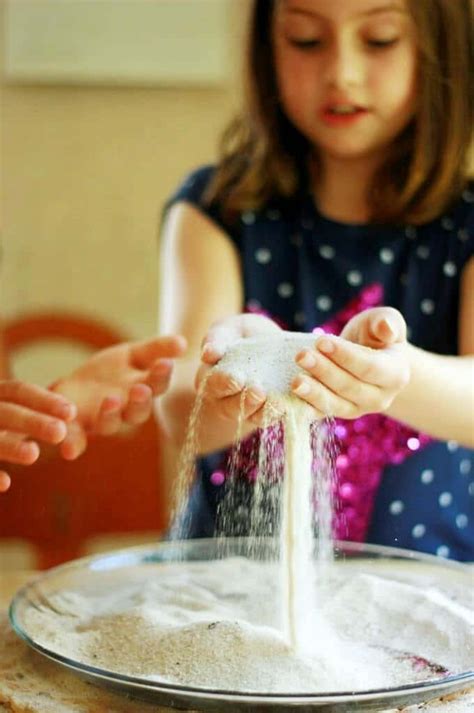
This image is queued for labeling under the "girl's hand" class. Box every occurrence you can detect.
[292,307,410,419]
[198,314,280,427]
[0,381,77,493]
[53,335,187,460]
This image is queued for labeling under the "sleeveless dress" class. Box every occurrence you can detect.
[165,165,474,562]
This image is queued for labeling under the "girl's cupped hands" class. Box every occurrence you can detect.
[198,314,281,427]
[292,307,410,419]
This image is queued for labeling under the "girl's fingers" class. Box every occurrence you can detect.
[219,386,266,423]
[0,380,77,421]
[369,308,407,345]
[0,431,40,465]
[0,402,68,445]
[204,370,245,400]
[314,336,404,388]
[122,384,153,425]
[0,472,11,493]
[292,374,359,419]
[295,348,382,410]
[59,421,88,460]
[201,343,225,365]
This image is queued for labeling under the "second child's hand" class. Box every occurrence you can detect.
[52,335,187,459]
[0,381,77,492]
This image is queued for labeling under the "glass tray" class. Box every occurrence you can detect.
[9,539,474,712]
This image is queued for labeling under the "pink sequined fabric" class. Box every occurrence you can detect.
[212,284,431,542]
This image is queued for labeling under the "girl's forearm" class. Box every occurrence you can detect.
[386,345,474,446]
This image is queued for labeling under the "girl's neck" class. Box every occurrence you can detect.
[311,154,381,225]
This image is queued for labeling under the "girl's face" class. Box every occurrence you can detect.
[272,0,418,163]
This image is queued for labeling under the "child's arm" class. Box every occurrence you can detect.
[293,259,474,446]
[386,257,474,445]
[157,203,270,455]
[0,382,77,492]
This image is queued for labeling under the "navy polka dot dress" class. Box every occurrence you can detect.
[166,165,474,562]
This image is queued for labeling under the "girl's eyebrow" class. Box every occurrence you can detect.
[286,3,407,19]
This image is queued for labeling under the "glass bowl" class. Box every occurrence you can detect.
[9,538,474,712]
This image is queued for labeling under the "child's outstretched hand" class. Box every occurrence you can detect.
[198,313,280,427]
[292,307,410,419]
[53,335,187,459]
[0,382,77,492]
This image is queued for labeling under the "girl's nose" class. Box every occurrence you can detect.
[326,39,364,89]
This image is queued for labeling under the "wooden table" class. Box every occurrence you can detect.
[0,571,473,713]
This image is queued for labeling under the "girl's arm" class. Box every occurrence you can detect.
[157,203,269,455]
[386,257,474,446]
[293,259,474,447]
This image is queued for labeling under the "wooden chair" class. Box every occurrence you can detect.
[0,311,168,569]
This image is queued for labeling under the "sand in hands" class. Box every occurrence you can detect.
[22,332,474,694]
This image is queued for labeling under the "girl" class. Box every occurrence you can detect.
[0,335,186,492]
[158,0,474,560]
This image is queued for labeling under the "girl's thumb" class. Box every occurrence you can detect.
[372,314,402,345]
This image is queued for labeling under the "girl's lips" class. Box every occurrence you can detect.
[320,107,369,126]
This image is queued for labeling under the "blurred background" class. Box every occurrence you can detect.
[0,0,246,570]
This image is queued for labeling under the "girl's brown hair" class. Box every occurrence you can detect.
[206,0,473,225]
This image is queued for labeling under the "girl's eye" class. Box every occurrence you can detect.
[286,37,323,50]
[366,37,400,49]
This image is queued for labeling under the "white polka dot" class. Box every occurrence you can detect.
[242,211,256,225]
[438,491,453,507]
[447,440,459,452]
[267,208,281,220]
[319,244,335,259]
[469,483,474,496]
[405,226,417,239]
[389,500,404,515]
[277,282,294,298]
[421,469,434,484]
[457,228,469,242]
[246,299,262,310]
[441,217,455,231]
[412,523,426,538]
[436,545,450,558]
[379,248,394,264]
[379,248,395,265]
[255,247,272,264]
[460,459,471,475]
[407,437,420,451]
[301,218,314,230]
[443,261,457,277]
[456,513,468,529]
[462,189,474,204]
[416,245,430,259]
[347,270,363,286]
[291,233,303,248]
[294,311,306,326]
[420,299,435,315]
[316,295,332,311]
